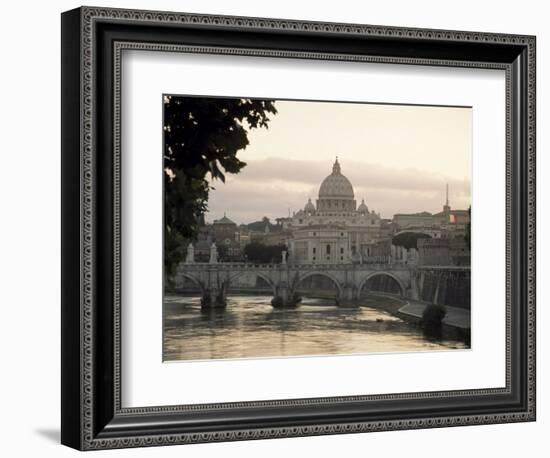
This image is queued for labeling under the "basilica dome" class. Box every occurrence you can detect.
[304,198,316,213]
[318,158,355,199]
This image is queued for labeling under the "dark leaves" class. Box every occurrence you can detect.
[163,96,277,276]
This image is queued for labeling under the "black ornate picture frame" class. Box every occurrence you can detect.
[61,6,536,450]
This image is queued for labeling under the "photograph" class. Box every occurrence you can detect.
[162,96,472,361]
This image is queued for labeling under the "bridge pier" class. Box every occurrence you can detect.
[272,282,301,308]
[335,283,358,307]
[343,283,357,300]
[201,287,227,309]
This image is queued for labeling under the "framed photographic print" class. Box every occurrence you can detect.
[61,6,536,450]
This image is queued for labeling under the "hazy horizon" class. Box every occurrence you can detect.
[200,99,472,225]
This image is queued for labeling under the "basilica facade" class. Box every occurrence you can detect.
[286,159,385,264]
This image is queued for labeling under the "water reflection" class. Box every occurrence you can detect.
[163,295,466,361]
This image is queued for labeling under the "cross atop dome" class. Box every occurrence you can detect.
[332,157,341,175]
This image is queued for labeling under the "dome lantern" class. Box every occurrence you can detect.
[332,157,341,174]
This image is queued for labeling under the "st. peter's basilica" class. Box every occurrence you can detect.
[285,158,385,264]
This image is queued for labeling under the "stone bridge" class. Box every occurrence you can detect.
[175,262,424,308]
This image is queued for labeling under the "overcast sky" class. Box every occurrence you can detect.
[206,100,471,224]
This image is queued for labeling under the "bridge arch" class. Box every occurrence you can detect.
[358,271,406,297]
[227,271,277,295]
[176,273,205,293]
[295,271,343,298]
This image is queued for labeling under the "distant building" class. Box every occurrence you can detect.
[379,219,394,240]
[212,214,237,243]
[193,240,212,263]
[290,225,351,264]
[218,238,243,262]
[392,184,470,239]
[286,158,384,264]
[449,238,470,266]
[275,216,292,230]
[417,239,451,265]
[258,230,291,247]
[393,212,434,229]
[417,237,470,266]
[237,225,251,249]
[362,239,392,262]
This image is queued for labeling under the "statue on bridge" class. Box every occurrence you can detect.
[185,243,195,264]
[209,243,218,264]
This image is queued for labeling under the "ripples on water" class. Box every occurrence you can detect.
[163,295,466,362]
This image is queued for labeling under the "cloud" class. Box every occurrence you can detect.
[206,157,471,224]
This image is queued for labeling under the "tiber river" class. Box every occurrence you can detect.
[163,294,467,362]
